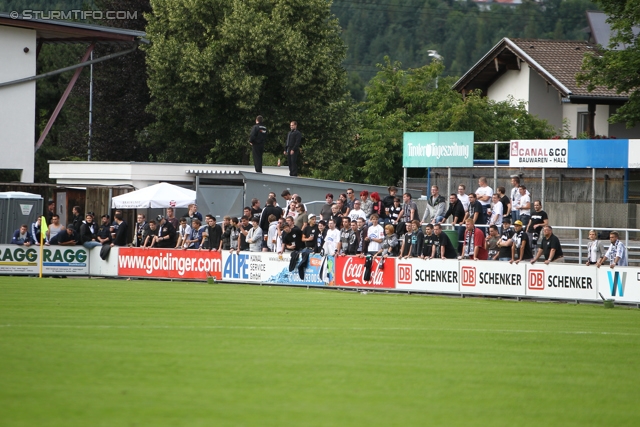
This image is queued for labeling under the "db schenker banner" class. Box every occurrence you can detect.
[117,247,222,280]
[525,264,597,301]
[0,244,89,275]
[459,260,526,297]
[403,132,474,168]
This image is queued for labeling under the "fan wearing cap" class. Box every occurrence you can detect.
[496,217,514,261]
[280,217,304,252]
[154,215,177,248]
[510,220,532,264]
[348,200,367,222]
[57,224,80,246]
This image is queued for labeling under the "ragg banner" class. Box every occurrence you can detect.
[0,244,89,275]
[509,139,568,168]
[117,247,222,280]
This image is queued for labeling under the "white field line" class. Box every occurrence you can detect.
[0,324,638,336]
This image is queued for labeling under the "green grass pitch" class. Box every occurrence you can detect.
[1,277,639,427]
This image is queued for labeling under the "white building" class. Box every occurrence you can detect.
[453,37,640,139]
[0,13,145,182]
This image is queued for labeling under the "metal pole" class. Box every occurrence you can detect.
[403,168,407,196]
[494,140,498,190]
[578,231,583,264]
[88,51,93,161]
[541,168,545,207]
[591,168,596,228]
[0,43,139,88]
[447,167,451,198]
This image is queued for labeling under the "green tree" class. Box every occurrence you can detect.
[344,58,554,186]
[579,0,640,127]
[144,0,352,174]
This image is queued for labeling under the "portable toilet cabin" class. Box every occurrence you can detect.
[0,192,43,244]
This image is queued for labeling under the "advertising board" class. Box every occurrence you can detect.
[567,139,628,168]
[509,139,568,168]
[525,264,598,301]
[596,267,640,304]
[221,252,332,286]
[459,261,526,297]
[395,258,459,293]
[335,255,396,288]
[0,244,89,275]
[117,247,222,280]
[403,132,474,168]
[628,139,640,168]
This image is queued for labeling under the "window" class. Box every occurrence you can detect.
[577,112,589,135]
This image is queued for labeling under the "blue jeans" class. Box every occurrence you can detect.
[83,241,102,249]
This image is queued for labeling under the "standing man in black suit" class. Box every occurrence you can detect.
[249,115,268,173]
[284,121,302,177]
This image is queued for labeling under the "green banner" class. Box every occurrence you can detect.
[403,132,474,167]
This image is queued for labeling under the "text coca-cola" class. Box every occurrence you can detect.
[335,256,396,288]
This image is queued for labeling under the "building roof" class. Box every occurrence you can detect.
[586,10,640,50]
[452,37,627,104]
[0,12,145,45]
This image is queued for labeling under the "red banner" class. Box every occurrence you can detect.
[118,248,222,280]
[334,255,396,288]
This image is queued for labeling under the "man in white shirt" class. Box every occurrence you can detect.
[457,184,470,213]
[513,185,531,228]
[365,214,384,254]
[509,176,521,221]
[597,231,628,268]
[348,200,367,222]
[475,176,493,224]
[490,194,503,230]
[323,219,341,256]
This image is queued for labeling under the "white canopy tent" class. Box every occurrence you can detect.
[111,182,196,209]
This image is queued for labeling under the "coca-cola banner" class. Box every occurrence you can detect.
[334,255,396,289]
[395,258,459,293]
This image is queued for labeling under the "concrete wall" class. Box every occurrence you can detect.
[0,26,36,182]
[545,202,635,238]
[528,70,563,131]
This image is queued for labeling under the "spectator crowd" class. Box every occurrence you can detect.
[14,179,629,269]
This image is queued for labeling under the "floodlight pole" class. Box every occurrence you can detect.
[88,50,93,161]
